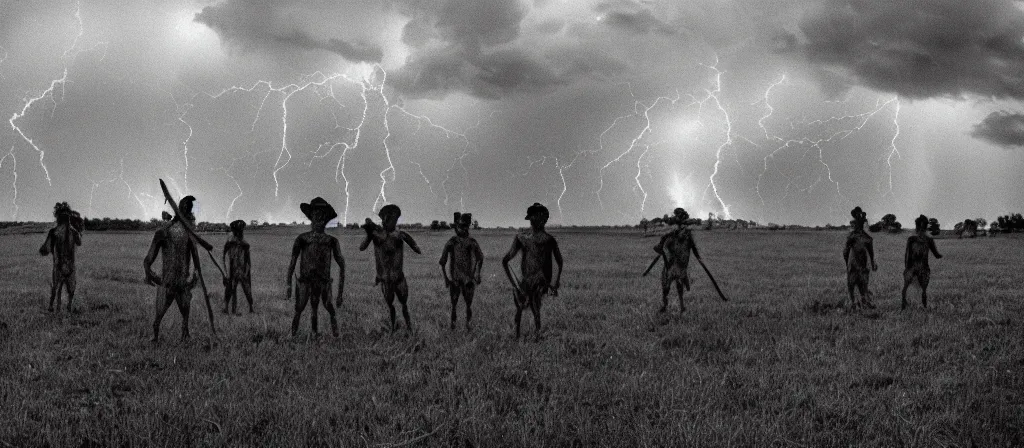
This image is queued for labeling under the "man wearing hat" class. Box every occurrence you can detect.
[843,206,877,309]
[901,214,943,310]
[359,204,422,332]
[144,195,202,342]
[286,197,345,337]
[439,212,484,330]
[652,207,702,314]
[222,219,254,315]
[39,201,83,313]
[501,202,564,339]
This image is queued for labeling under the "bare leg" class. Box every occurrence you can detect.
[49,269,60,312]
[320,287,339,337]
[660,281,670,313]
[222,279,232,314]
[310,286,321,335]
[529,294,542,339]
[384,284,397,332]
[901,271,912,310]
[449,285,460,330]
[241,278,254,313]
[291,285,309,336]
[231,278,241,315]
[464,284,475,331]
[920,272,930,308]
[176,292,191,342]
[65,272,77,312]
[152,293,174,342]
[514,305,523,339]
[675,279,686,314]
[396,278,412,332]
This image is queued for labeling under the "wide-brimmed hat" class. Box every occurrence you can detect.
[454,212,473,227]
[230,219,246,233]
[525,203,549,220]
[378,204,401,220]
[850,206,867,224]
[300,197,338,223]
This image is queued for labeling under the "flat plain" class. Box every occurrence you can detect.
[1,227,1021,446]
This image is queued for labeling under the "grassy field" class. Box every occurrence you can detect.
[0,227,1021,446]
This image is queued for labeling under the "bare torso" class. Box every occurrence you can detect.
[46,224,80,276]
[294,231,338,283]
[516,230,556,284]
[224,238,250,279]
[905,234,935,271]
[445,236,481,285]
[370,229,410,283]
[159,222,194,289]
[660,229,693,275]
[846,231,873,274]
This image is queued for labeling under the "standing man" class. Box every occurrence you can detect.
[286,197,345,337]
[39,202,82,312]
[652,208,701,314]
[222,220,254,315]
[902,214,943,309]
[501,203,563,339]
[360,204,421,332]
[144,196,204,342]
[844,206,877,309]
[439,212,484,330]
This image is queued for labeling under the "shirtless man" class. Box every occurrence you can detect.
[843,206,877,310]
[144,196,204,342]
[286,197,345,337]
[39,202,82,312]
[360,204,421,332]
[222,219,254,315]
[902,214,943,310]
[439,212,483,330]
[653,208,701,314]
[501,203,563,339]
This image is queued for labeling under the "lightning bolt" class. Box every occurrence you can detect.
[883,97,901,197]
[697,58,733,219]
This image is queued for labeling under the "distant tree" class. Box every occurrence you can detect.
[250,219,259,228]
[472,219,480,230]
[989,221,1000,236]
[439,221,449,230]
[927,218,940,236]
[868,223,882,233]
[953,222,964,236]
[975,218,987,229]
[959,219,978,238]
[430,220,441,231]
[639,218,649,234]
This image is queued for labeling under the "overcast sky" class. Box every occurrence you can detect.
[2,0,1023,227]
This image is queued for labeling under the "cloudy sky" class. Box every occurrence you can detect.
[2,0,1023,227]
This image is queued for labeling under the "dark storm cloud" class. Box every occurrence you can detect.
[799,0,1024,99]
[391,0,624,98]
[594,2,677,36]
[194,0,383,62]
[971,111,1024,148]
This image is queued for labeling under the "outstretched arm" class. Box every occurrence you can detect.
[332,239,345,303]
[286,238,301,299]
[39,229,54,256]
[143,232,163,286]
[359,218,378,251]
[928,238,943,259]
[401,231,422,254]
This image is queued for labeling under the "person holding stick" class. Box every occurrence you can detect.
[501,203,563,339]
[646,207,727,313]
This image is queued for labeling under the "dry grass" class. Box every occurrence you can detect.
[0,228,1021,446]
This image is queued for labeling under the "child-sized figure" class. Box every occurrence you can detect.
[39,202,83,312]
[222,220,254,315]
[844,207,877,309]
[439,212,483,330]
[902,214,943,309]
[360,204,421,332]
[501,203,563,339]
[653,208,701,314]
[286,198,345,337]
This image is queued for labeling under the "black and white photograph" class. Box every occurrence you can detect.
[1,0,1022,445]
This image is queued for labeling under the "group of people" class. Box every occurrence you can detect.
[36,193,943,344]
